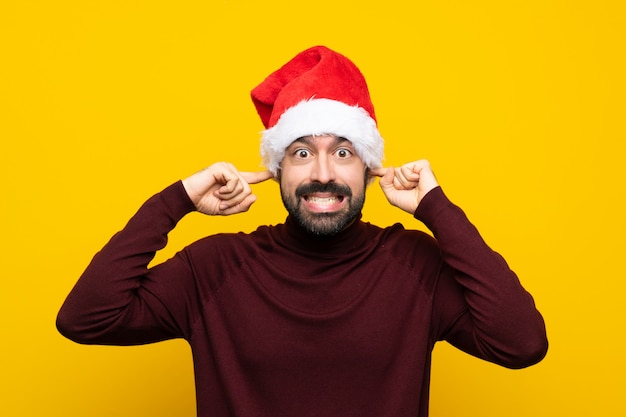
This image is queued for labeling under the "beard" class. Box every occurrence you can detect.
[280,178,367,237]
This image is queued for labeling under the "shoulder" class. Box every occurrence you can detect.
[183,223,281,259]
[378,222,439,252]
[186,229,258,253]
[375,222,443,274]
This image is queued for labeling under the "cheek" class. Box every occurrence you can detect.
[278,175,299,197]
[279,166,308,190]
[340,166,368,188]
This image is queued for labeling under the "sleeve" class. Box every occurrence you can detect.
[416,187,548,369]
[56,181,201,346]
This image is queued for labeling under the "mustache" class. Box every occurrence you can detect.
[295,182,353,198]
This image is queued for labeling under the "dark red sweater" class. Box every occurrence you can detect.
[57,182,547,417]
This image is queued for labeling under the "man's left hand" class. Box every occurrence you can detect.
[370,160,439,214]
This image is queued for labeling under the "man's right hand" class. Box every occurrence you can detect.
[182,162,274,216]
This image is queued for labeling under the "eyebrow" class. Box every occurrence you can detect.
[291,136,352,148]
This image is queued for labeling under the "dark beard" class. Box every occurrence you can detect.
[280,180,366,237]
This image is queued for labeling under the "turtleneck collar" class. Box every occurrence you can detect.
[274,213,373,258]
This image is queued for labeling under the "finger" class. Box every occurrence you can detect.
[396,165,420,189]
[218,169,270,208]
[241,170,274,184]
[216,175,246,197]
[219,182,252,205]
[402,164,421,180]
[376,167,396,189]
[218,187,252,210]
[220,194,257,214]
[369,167,389,178]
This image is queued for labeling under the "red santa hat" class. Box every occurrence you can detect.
[251,45,384,175]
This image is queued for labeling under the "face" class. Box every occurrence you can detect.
[279,135,368,236]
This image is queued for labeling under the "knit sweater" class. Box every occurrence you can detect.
[57,182,547,417]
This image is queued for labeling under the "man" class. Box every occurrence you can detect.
[57,46,548,416]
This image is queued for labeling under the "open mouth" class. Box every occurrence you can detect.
[295,183,352,212]
[304,194,345,205]
[302,193,346,212]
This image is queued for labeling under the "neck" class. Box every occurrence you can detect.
[281,213,367,256]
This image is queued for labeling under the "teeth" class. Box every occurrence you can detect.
[307,196,338,205]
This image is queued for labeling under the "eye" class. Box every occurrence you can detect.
[294,148,311,159]
[335,148,353,158]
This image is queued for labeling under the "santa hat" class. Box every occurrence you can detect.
[251,45,384,175]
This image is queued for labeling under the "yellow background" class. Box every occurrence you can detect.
[2,1,624,416]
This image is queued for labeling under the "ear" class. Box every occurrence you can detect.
[365,168,375,186]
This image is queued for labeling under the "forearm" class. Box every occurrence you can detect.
[417,187,548,367]
[56,181,196,345]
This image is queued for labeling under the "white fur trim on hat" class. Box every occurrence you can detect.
[260,98,384,175]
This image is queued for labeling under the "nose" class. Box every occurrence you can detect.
[310,154,336,183]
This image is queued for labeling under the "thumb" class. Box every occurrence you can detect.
[241,170,274,185]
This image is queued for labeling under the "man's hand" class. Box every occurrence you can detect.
[182,162,273,216]
[370,160,439,215]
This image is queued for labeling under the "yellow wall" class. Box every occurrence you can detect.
[2,1,624,416]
